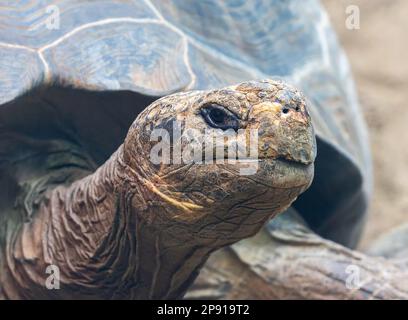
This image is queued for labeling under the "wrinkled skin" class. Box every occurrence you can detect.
[0,79,315,299]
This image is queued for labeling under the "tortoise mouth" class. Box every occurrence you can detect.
[274,156,313,167]
[251,157,315,189]
[219,155,313,168]
[204,156,314,189]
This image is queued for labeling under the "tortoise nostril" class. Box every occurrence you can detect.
[282,105,301,114]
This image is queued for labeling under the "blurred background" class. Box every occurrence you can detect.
[322,0,408,248]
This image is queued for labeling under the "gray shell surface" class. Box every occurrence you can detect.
[0,0,371,246]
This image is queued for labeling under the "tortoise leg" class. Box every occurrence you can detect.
[187,208,408,300]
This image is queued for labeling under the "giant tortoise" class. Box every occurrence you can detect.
[0,0,407,300]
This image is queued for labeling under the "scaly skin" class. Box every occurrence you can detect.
[0,79,315,299]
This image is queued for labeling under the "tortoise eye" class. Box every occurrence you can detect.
[201,104,239,131]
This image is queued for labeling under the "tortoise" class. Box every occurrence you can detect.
[0,0,318,300]
[0,0,406,300]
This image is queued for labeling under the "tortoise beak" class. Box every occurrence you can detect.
[248,100,316,165]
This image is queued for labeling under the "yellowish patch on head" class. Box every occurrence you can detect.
[142,178,204,220]
[253,101,282,114]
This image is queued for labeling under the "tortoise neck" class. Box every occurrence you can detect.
[2,146,125,298]
[49,145,214,299]
[130,226,215,299]
[4,144,213,299]
[91,150,215,299]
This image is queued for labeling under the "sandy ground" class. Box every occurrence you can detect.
[322,0,408,248]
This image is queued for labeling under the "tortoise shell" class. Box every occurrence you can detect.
[0,0,371,247]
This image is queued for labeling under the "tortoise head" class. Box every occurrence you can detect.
[123,79,316,246]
